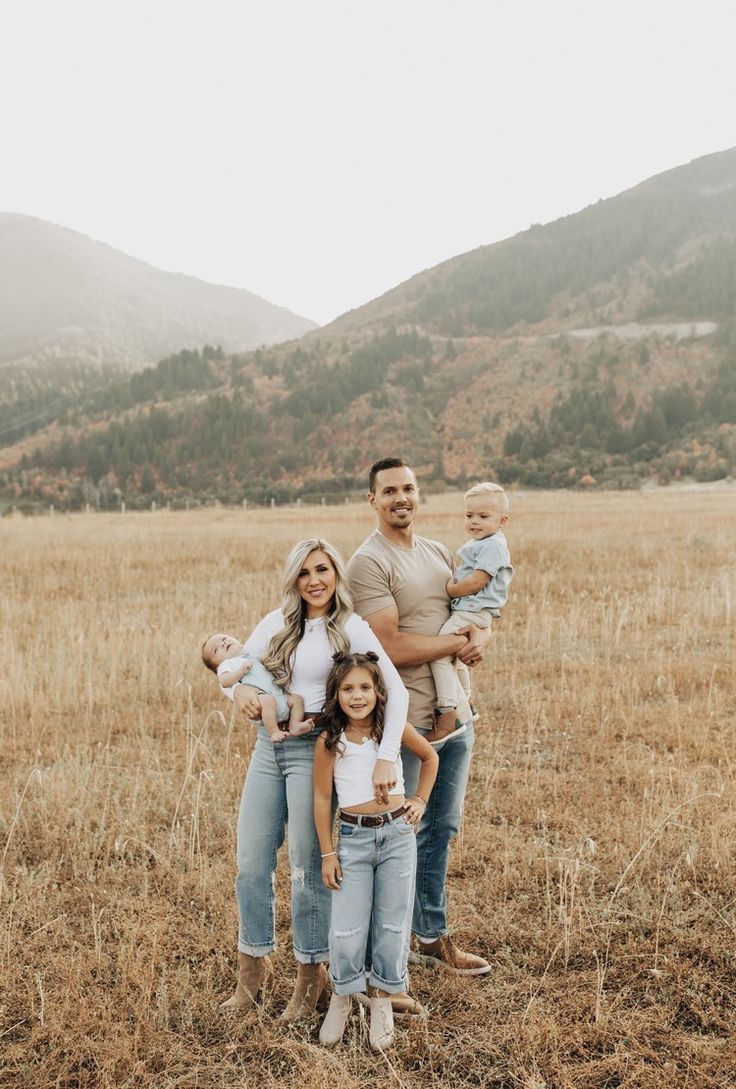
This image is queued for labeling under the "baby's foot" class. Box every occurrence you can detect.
[424,709,457,746]
[269,729,287,744]
[286,718,314,738]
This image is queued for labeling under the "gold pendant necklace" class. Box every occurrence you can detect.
[346,726,372,745]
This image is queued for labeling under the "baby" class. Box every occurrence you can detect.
[426,482,513,744]
[202,633,313,744]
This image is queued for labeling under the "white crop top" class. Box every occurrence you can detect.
[221,609,408,763]
[333,735,405,808]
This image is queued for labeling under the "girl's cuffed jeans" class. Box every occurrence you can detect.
[329,816,417,995]
[235,727,330,963]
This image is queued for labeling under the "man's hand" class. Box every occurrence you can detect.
[455,624,492,666]
[232,684,262,721]
[372,758,398,806]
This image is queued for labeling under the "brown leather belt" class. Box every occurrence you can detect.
[338,805,408,828]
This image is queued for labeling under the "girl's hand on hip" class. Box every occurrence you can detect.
[233,684,262,721]
[403,796,427,826]
[322,855,343,890]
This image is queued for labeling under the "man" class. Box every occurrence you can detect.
[346,456,492,980]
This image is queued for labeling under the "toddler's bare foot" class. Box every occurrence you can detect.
[286,718,314,738]
[424,709,457,746]
[269,728,286,744]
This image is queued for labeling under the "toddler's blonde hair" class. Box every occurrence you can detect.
[464,481,509,514]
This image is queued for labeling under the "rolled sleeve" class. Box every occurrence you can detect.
[347,553,396,619]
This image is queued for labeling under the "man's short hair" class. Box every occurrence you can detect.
[368,457,414,494]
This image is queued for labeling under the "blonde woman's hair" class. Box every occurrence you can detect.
[261,538,352,686]
[464,481,509,514]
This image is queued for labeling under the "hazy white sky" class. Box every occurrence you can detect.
[2,0,734,325]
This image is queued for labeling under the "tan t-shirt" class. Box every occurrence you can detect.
[347,529,470,729]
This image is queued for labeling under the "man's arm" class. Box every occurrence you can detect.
[364,604,469,668]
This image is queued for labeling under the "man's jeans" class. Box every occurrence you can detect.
[235,727,330,963]
[329,816,417,995]
[401,719,474,939]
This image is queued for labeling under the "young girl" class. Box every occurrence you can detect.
[313,652,438,1050]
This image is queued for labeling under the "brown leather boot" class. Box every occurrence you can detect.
[410,934,491,975]
[280,962,329,1022]
[220,952,272,1009]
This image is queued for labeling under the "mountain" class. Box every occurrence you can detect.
[0,214,315,368]
[2,148,735,509]
[328,146,736,337]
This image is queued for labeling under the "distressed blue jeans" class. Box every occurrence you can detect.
[401,719,474,939]
[329,816,417,995]
[235,726,330,963]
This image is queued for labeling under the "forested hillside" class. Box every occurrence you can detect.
[2,149,735,510]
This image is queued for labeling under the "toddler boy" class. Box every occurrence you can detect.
[426,483,513,744]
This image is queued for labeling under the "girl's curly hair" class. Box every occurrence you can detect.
[321,651,387,753]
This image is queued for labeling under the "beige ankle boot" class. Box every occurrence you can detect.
[369,995,394,1051]
[220,952,272,1010]
[280,962,329,1022]
[318,993,351,1046]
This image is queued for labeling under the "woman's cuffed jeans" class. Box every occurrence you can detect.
[235,728,330,963]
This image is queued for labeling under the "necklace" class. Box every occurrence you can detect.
[345,725,373,745]
[306,616,324,633]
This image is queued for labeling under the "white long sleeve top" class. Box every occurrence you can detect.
[221,609,408,763]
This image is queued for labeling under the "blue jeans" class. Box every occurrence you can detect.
[235,726,330,963]
[401,719,474,939]
[329,816,417,995]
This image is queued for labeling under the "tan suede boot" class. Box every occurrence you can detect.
[220,952,272,1010]
[280,962,329,1022]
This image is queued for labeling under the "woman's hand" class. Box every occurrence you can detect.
[403,796,427,826]
[372,759,398,806]
[232,684,262,721]
[321,853,342,890]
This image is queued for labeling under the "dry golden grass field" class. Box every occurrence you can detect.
[1,488,735,1089]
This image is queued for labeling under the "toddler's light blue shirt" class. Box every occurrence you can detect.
[451,530,513,614]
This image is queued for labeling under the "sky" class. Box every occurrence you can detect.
[1,0,735,326]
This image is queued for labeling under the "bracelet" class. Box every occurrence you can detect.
[413,794,428,807]
[321,850,337,858]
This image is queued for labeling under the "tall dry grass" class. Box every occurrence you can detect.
[1,488,735,1088]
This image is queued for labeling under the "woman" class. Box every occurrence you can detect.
[219,538,408,1020]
